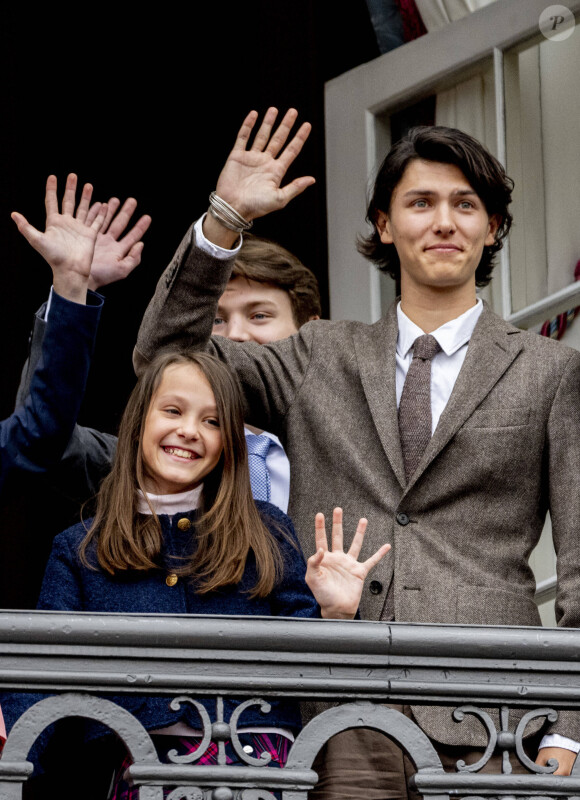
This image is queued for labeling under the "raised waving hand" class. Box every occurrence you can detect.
[11,174,107,304]
[305,507,391,619]
[86,197,152,290]
[204,108,315,248]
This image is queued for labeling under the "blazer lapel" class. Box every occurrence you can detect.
[406,303,525,490]
[354,303,407,489]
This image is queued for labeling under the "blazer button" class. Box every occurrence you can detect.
[396,512,410,526]
[369,580,383,595]
[166,574,178,587]
[177,517,192,531]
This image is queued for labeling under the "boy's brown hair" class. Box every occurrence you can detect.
[234,234,322,326]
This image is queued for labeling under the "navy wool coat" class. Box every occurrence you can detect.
[5,501,319,763]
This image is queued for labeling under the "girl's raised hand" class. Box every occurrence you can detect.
[305,507,391,619]
[11,174,108,304]
[85,196,152,290]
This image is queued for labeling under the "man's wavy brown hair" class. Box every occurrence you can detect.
[358,125,514,287]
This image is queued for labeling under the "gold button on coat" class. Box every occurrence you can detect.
[177,517,192,531]
[166,574,178,587]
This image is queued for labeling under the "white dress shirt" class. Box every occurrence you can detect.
[194,213,243,259]
[396,299,483,431]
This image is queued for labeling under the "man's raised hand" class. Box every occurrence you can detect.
[305,507,391,619]
[214,107,315,222]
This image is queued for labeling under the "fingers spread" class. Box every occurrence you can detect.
[11,211,37,245]
[107,197,138,240]
[44,174,59,218]
[61,173,78,216]
[277,176,316,208]
[250,106,279,151]
[363,543,392,573]
[331,507,344,552]
[276,121,312,171]
[314,512,329,553]
[120,213,152,250]
[232,109,260,152]
[99,197,121,232]
[348,517,368,560]
[76,182,94,223]
[264,108,299,157]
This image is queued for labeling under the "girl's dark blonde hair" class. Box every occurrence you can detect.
[80,350,282,597]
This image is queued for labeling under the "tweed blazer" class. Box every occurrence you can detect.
[133,224,580,746]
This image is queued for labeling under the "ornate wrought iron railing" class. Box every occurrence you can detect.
[1,610,580,799]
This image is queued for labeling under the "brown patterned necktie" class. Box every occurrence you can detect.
[398,333,441,483]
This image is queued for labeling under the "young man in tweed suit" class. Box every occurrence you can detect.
[134,108,580,795]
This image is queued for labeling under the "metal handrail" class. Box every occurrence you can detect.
[1,611,580,799]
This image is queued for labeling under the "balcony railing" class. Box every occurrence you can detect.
[1,610,580,798]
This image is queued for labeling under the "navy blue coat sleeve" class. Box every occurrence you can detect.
[0,290,103,490]
[36,524,87,611]
[15,299,117,503]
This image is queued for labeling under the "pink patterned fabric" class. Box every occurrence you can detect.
[110,732,290,800]
[0,704,5,751]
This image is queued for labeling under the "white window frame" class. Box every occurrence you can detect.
[324,0,580,328]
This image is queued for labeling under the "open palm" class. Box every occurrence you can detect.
[86,197,152,290]
[215,107,315,221]
[12,174,104,280]
[305,508,391,619]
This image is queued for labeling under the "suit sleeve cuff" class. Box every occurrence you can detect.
[194,214,243,259]
[539,733,580,753]
[46,287,104,319]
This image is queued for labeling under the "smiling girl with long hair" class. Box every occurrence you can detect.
[10,350,388,798]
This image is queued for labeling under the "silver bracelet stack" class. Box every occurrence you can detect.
[208,191,253,233]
